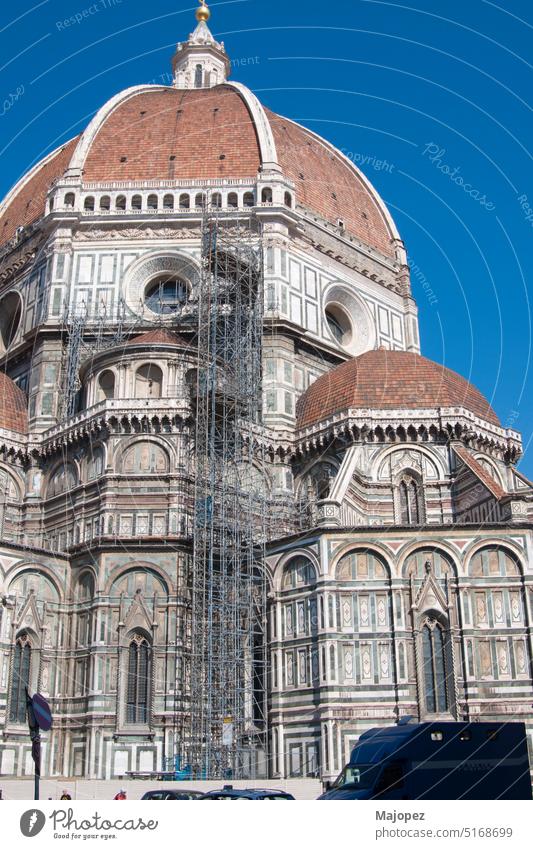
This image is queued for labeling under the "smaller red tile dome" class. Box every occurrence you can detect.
[296,349,500,430]
[0,371,28,433]
[125,328,190,346]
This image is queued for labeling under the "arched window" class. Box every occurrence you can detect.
[9,636,31,723]
[122,442,169,474]
[84,196,95,212]
[336,549,389,582]
[243,191,254,207]
[469,546,521,578]
[179,193,190,209]
[147,194,158,210]
[195,193,206,209]
[194,64,203,88]
[131,195,142,210]
[284,191,292,208]
[421,618,449,714]
[227,192,238,209]
[127,635,151,724]
[115,195,126,210]
[301,462,336,501]
[99,195,111,211]
[64,192,75,208]
[97,370,115,401]
[47,463,78,498]
[163,194,174,210]
[135,364,163,399]
[87,447,104,481]
[398,476,422,525]
[282,556,317,590]
[261,187,273,204]
[211,192,222,209]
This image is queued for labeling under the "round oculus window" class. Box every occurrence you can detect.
[325,304,352,347]
[145,277,188,314]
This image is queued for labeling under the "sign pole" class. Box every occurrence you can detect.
[25,688,41,801]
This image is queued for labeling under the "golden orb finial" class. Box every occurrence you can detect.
[196,1,210,23]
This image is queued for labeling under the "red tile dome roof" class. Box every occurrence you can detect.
[0,85,398,256]
[82,87,261,183]
[0,138,79,247]
[125,328,190,346]
[0,371,28,433]
[296,349,500,430]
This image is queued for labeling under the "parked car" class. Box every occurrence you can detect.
[202,786,294,800]
[141,789,205,800]
[319,719,533,800]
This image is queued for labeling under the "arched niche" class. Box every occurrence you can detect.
[121,441,169,475]
[281,556,317,591]
[336,548,390,581]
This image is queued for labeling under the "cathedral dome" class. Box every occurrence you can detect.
[0,86,398,257]
[296,349,500,430]
[0,371,28,433]
[0,137,79,247]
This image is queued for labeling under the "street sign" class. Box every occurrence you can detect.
[25,692,52,801]
[31,693,52,731]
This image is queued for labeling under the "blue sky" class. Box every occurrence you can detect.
[1,0,532,477]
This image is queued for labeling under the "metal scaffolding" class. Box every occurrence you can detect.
[57,207,269,778]
[59,297,134,420]
[186,211,268,779]
[58,295,181,420]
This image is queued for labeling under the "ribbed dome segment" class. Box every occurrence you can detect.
[0,138,79,247]
[0,371,28,433]
[267,110,395,257]
[82,87,262,182]
[125,328,189,346]
[296,349,500,429]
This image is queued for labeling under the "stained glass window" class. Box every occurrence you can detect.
[9,638,31,723]
[422,621,449,714]
[127,636,151,724]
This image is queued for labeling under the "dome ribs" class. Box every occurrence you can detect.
[266,109,395,257]
[296,349,500,430]
[0,137,79,247]
[0,372,28,433]
[83,86,261,182]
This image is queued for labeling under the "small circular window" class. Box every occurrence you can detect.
[325,304,352,347]
[145,276,188,314]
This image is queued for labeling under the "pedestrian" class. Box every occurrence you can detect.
[60,790,72,800]
[113,788,127,800]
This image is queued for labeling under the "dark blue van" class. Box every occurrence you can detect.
[319,720,532,800]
